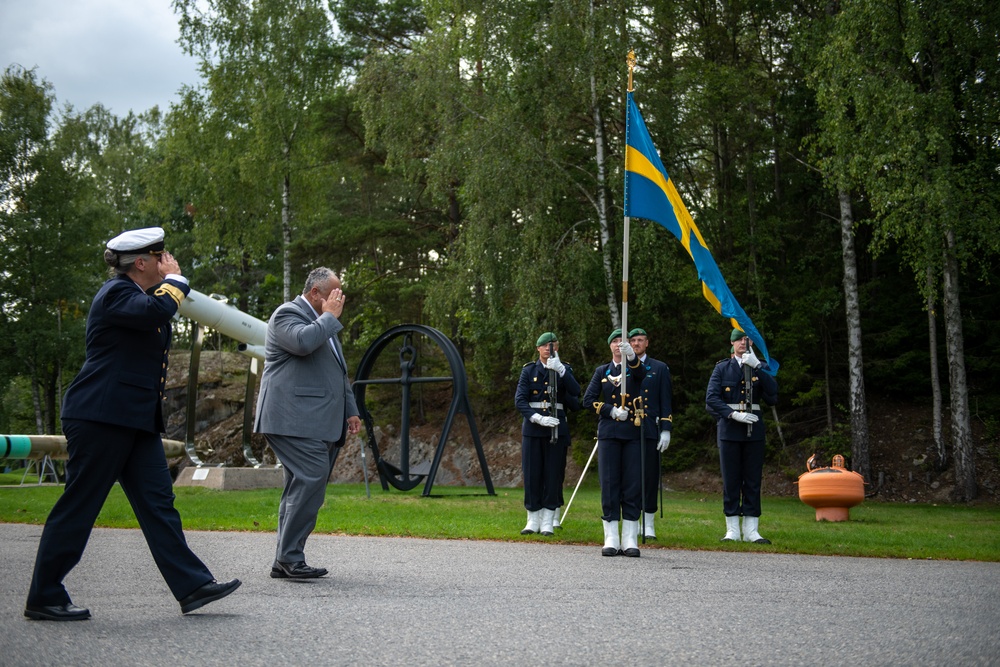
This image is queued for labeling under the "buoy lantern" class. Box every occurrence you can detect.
[796,454,866,521]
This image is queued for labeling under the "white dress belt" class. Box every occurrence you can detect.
[727,403,761,411]
[529,401,564,410]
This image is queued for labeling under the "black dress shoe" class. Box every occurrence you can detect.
[24,603,91,621]
[601,547,620,557]
[179,579,241,614]
[623,547,641,558]
[271,561,328,579]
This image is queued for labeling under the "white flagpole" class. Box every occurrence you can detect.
[620,51,636,406]
[620,216,629,405]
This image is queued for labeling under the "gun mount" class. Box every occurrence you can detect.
[176,289,269,467]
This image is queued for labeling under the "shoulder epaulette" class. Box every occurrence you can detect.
[716,358,730,365]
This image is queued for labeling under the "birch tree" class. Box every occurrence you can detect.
[814,0,1000,500]
[172,0,343,301]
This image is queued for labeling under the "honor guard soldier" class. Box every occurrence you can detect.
[705,328,779,544]
[628,328,673,539]
[515,332,581,535]
[582,329,647,557]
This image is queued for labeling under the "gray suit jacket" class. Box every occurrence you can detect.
[253,295,359,441]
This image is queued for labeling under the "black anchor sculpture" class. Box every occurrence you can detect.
[352,325,495,496]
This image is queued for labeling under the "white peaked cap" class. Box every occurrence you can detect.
[106,227,166,253]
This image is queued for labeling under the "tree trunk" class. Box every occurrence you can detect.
[824,330,832,432]
[44,375,57,435]
[838,189,871,482]
[30,372,44,436]
[281,169,292,302]
[589,0,619,328]
[926,267,945,469]
[942,227,976,500]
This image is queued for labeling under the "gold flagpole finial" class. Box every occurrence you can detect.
[627,50,636,92]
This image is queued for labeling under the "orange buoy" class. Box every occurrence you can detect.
[796,454,866,521]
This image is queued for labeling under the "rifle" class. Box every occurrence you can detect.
[547,342,559,444]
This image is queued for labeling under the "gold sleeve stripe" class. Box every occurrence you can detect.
[154,283,186,307]
[592,401,604,415]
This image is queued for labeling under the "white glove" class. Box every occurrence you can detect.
[657,431,671,452]
[729,411,759,424]
[618,341,636,361]
[741,349,761,369]
[530,413,559,427]
[544,353,566,376]
[610,405,629,421]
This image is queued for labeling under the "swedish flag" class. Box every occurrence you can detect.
[624,92,778,374]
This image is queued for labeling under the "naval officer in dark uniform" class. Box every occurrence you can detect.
[705,328,778,544]
[514,332,581,536]
[25,227,240,621]
[628,328,673,539]
[582,329,646,557]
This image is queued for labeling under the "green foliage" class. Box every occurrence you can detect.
[811,0,1000,279]
[0,65,106,433]
[0,377,37,434]
[797,423,852,468]
[167,0,346,302]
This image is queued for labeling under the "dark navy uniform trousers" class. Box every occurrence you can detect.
[27,420,212,606]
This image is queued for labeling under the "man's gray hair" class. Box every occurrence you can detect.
[303,267,337,294]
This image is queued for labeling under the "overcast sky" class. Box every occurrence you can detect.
[0,0,201,117]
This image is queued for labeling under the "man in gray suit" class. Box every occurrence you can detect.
[254,267,362,579]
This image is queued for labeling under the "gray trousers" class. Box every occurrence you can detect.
[264,433,342,564]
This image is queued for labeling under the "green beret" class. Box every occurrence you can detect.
[628,327,647,338]
[536,332,558,347]
[730,328,747,342]
[607,328,623,345]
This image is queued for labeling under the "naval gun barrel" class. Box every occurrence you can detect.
[176,289,268,360]
[2,434,186,460]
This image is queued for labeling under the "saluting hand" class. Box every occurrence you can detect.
[158,252,181,278]
[320,288,346,318]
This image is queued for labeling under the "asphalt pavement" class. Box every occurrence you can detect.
[1,523,997,666]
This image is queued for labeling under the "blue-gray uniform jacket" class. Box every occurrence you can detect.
[582,357,648,440]
[705,357,778,442]
[61,273,189,434]
[515,360,581,437]
[635,355,673,440]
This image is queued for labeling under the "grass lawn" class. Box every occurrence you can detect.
[1,474,998,562]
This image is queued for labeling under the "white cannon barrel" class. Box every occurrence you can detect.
[2,435,186,460]
[176,289,268,347]
[237,343,266,361]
